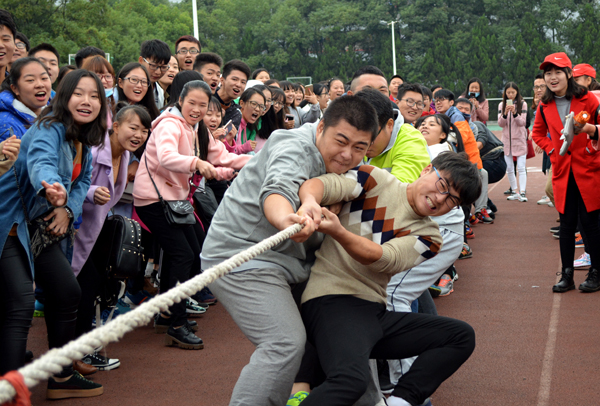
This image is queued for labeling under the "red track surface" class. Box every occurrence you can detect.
[24,152,600,406]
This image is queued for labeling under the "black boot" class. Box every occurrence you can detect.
[579,268,600,292]
[553,268,575,292]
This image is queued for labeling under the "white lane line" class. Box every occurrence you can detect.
[536,266,562,406]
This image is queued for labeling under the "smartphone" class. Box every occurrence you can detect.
[506,99,514,106]
[305,85,314,95]
[285,114,294,122]
[223,119,233,133]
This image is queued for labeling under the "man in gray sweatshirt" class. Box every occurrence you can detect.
[201,96,379,406]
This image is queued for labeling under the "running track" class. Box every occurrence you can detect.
[25,152,600,406]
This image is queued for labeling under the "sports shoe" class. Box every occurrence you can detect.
[92,307,120,327]
[82,350,120,371]
[519,192,528,202]
[468,214,479,226]
[186,298,207,316]
[193,287,218,306]
[154,314,199,334]
[549,226,560,233]
[488,210,496,220]
[116,297,132,314]
[46,371,103,400]
[465,225,474,239]
[33,300,45,317]
[476,208,494,224]
[287,391,309,406]
[507,192,521,201]
[487,199,498,213]
[123,290,153,308]
[575,232,584,248]
[574,252,591,268]
[428,284,441,298]
[504,187,513,195]
[437,275,454,296]
[553,231,560,239]
[165,323,204,350]
[537,195,550,205]
[548,201,554,207]
[459,243,473,259]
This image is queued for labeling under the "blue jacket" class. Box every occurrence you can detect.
[0,90,37,141]
[0,121,93,275]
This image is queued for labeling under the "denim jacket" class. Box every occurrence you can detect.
[0,120,93,275]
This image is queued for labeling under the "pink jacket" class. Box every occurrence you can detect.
[498,101,528,157]
[223,117,254,154]
[134,107,251,207]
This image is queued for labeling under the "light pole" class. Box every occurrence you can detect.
[381,20,399,75]
[192,0,199,40]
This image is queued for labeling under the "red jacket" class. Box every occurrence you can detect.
[531,92,600,214]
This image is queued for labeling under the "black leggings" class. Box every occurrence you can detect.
[0,238,80,376]
[135,202,205,326]
[300,295,475,406]
[559,173,600,269]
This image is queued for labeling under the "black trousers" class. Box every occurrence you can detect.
[0,237,80,376]
[559,173,600,269]
[300,295,475,406]
[483,155,507,185]
[135,202,205,326]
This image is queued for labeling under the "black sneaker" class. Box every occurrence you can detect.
[82,350,120,371]
[550,226,560,233]
[504,187,513,195]
[154,314,198,334]
[165,323,204,350]
[46,371,103,400]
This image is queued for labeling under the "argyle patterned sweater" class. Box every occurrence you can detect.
[302,165,442,305]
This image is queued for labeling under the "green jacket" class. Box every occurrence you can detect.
[366,121,430,183]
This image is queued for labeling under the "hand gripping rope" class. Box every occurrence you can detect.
[0,223,303,405]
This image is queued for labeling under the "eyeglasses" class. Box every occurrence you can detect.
[264,98,272,105]
[142,58,170,72]
[123,77,150,87]
[15,42,26,50]
[434,97,448,103]
[273,101,284,108]
[247,100,266,111]
[400,98,426,109]
[533,85,547,91]
[97,73,114,83]
[433,166,461,209]
[176,48,200,55]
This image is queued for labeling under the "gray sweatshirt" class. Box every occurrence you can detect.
[201,123,326,283]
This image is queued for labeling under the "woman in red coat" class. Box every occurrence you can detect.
[531,52,600,293]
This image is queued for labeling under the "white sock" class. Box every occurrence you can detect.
[144,261,154,277]
[386,396,411,406]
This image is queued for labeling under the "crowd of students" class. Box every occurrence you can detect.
[0,7,598,406]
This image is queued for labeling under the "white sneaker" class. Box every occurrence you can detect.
[537,195,550,205]
[82,350,120,371]
[507,192,521,201]
[519,192,528,202]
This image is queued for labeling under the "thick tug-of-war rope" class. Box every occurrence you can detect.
[0,223,304,405]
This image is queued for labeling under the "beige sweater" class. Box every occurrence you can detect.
[302,165,443,305]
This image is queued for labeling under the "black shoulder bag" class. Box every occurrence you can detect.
[144,154,195,227]
[95,214,144,279]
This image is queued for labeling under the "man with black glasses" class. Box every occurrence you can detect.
[175,35,201,71]
[138,39,172,109]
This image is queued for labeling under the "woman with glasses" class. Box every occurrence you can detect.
[223,87,265,154]
[116,62,160,123]
[82,56,116,114]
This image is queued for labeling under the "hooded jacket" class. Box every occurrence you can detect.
[0,90,37,141]
[445,106,482,169]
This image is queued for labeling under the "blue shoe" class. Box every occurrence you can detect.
[123,290,153,308]
[92,308,120,327]
[33,300,45,317]
[116,297,132,314]
[194,287,217,306]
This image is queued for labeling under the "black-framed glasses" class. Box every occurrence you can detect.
[142,57,170,72]
[15,42,26,49]
[247,100,266,111]
[434,97,448,103]
[176,48,200,55]
[400,98,426,109]
[533,85,547,91]
[273,101,284,108]
[264,98,272,105]
[123,77,150,87]
[433,166,461,209]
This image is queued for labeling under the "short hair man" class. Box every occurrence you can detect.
[348,65,389,97]
[389,74,404,101]
[30,43,60,84]
[215,59,251,128]
[201,96,379,406]
[420,85,434,116]
[193,52,223,93]
[0,9,16,83]
[75,46,105,68]
[11,32,29,66]
[396,83,425,124]
[139,39,172,109]
[295,152,480,406]
[175,35,201,71]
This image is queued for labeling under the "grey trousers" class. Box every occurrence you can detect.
[474,168,490,212]
[209,268,306,406]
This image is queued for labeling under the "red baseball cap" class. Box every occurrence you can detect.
[539,52,572,70]
[573,63,596,78]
